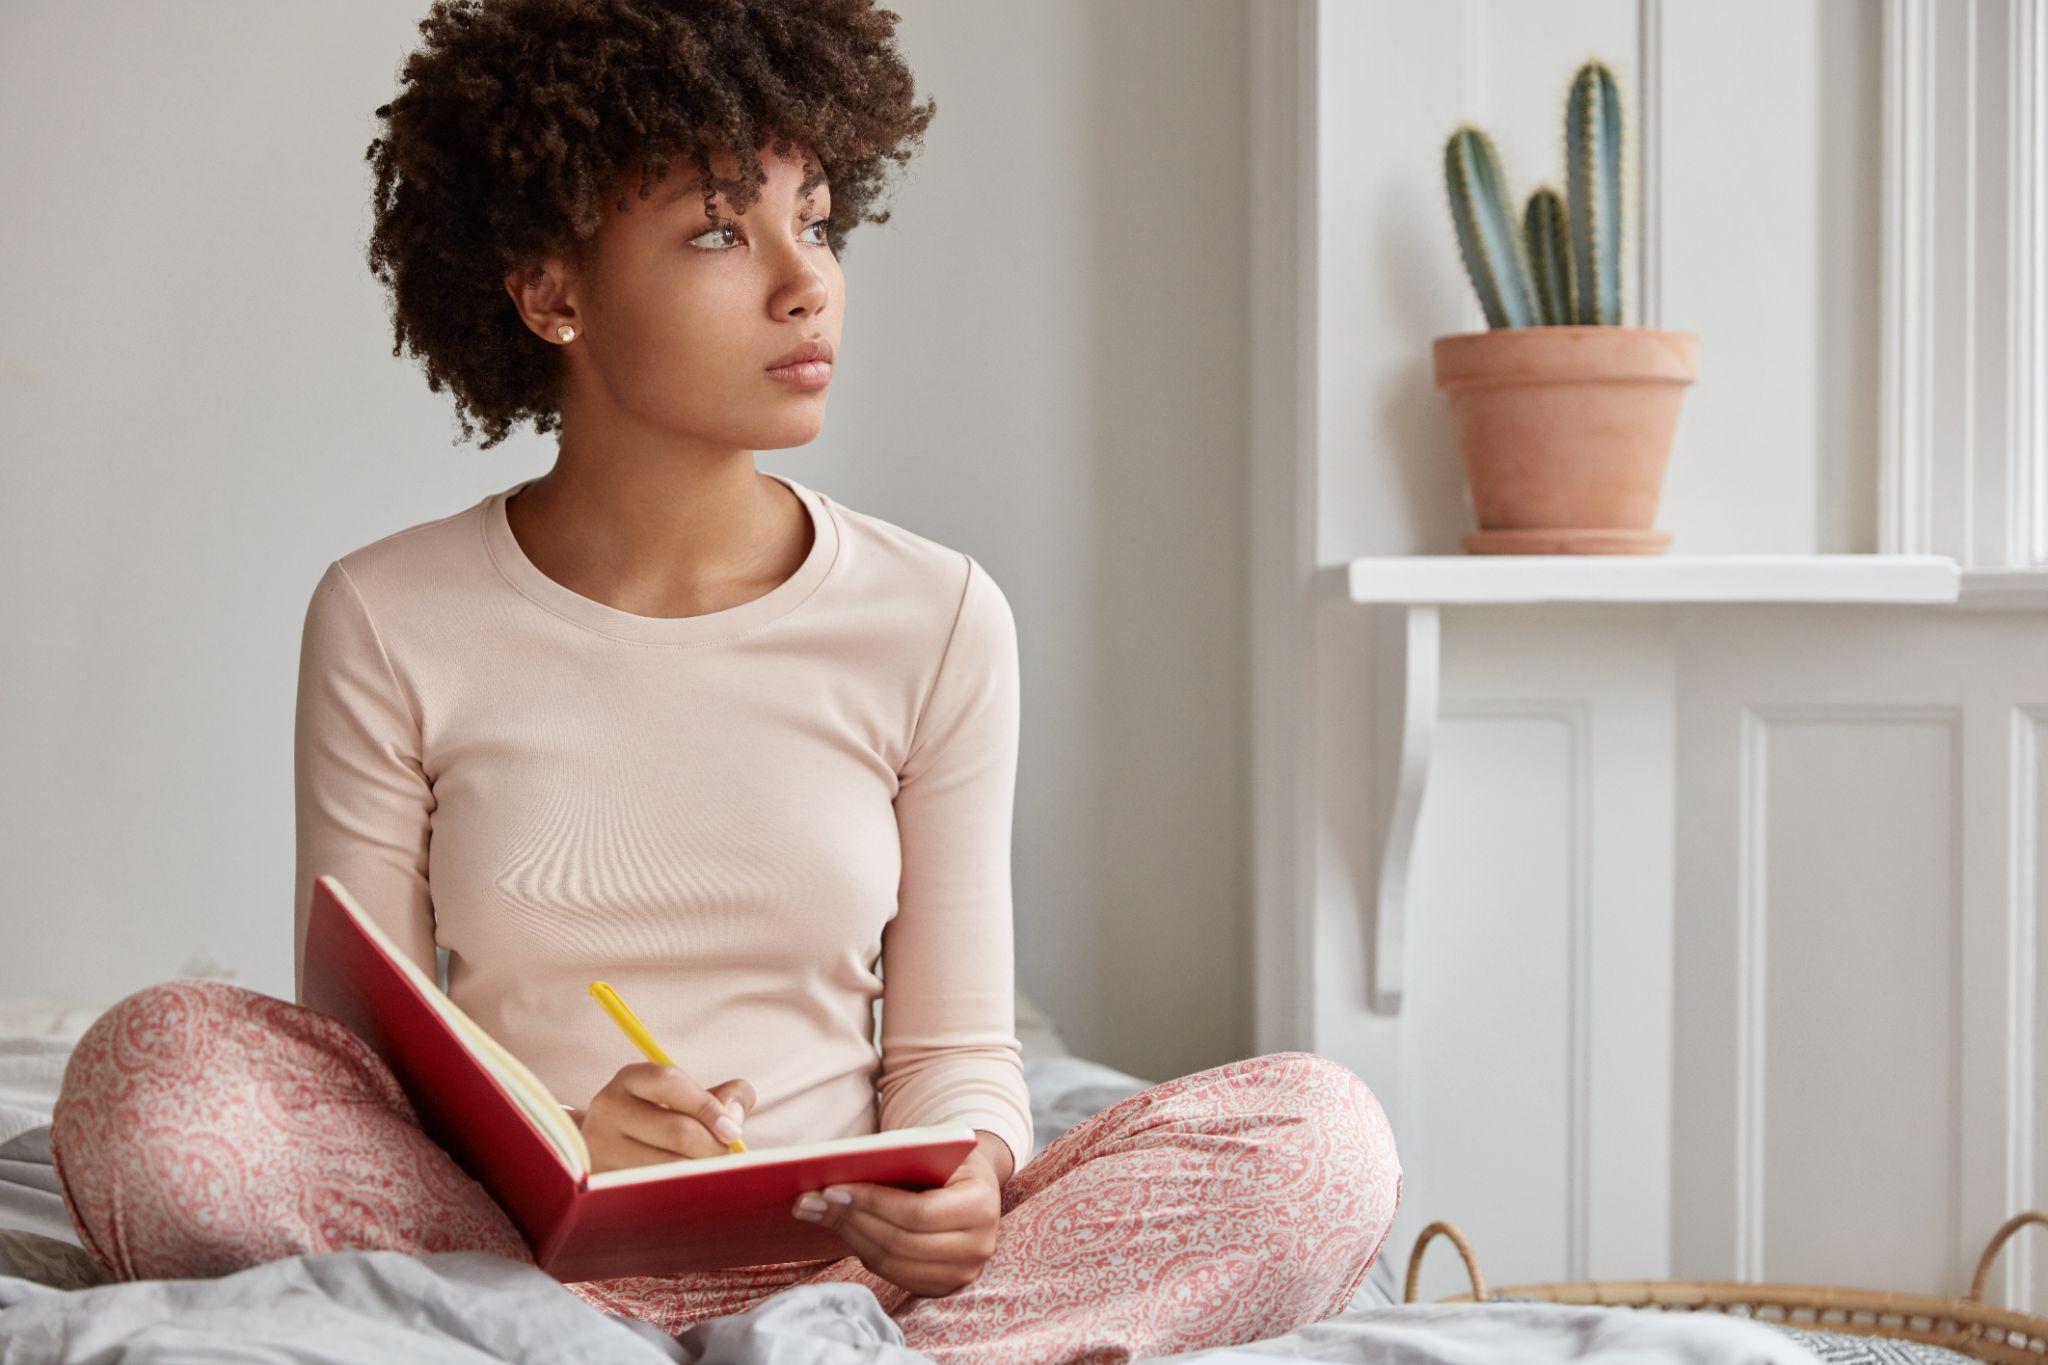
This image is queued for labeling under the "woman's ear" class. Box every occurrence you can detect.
[503,260,578,344]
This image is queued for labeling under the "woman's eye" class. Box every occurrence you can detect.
[688,218,831,251]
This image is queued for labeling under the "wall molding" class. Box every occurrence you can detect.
[2009,4,2046,565]
[1248,0,1319,1055]
[2007,704,2048,1303]
[1881,0,1936,557]
[1881,0,2048,566]
[1635,0,1664,330]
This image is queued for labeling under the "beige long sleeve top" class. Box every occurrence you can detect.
[292,472,1032,1173]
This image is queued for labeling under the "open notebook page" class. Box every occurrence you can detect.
[324,878,591,1173]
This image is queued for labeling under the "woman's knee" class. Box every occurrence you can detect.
[1224,1053,1403,1225]
[1258,1052,1400,1173]
[1242,1054,1404,1314]
[59,979,255,1119]
[65,977,404,1110]
[50,978,420,1279]
[1134,1050,1399,1169]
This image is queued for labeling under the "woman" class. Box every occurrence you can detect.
[47,1,1402,1359]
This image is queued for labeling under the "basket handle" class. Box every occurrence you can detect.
[1403,1220,1488,1304]
[1968,1210,2048,1304]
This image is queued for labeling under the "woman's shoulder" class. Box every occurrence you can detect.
[329,490,494,590]
[301,489,500,652]
[810,483,1011,625]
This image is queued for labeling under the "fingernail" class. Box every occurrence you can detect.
[794,1194,826,1219]
[714,1114,742,1143]
[822,1187,852,1205]
[727,1098,745,1122]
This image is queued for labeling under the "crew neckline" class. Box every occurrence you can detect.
[481,471,840,645]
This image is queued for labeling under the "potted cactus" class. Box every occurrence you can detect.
[1439,59,1699,553]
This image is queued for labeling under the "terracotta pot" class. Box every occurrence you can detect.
[1432,325,1700,554]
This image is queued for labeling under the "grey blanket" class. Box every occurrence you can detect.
[0,1038,74,1248]
[0,1252,941,1364]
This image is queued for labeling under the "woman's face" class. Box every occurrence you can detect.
[517,140,844,455]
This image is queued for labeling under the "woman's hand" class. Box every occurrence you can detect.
[791,1133,1010,1296]
[574,1064,756,1174]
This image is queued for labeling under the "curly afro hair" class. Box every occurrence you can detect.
[363,0,936,450]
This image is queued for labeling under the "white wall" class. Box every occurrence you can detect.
[0,0,1255,1085]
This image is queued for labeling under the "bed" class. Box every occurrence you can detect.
[0,982,1865,1363]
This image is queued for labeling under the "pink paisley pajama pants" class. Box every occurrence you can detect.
[49,979,1401,1365]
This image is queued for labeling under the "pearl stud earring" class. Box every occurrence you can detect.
[556,324,576,342]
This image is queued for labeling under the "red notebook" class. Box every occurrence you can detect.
[299,874,979,1282]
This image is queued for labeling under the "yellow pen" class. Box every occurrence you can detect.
[588,980,746,1153]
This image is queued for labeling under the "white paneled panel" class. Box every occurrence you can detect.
[1743,707,1961,1287]
[1320,607,1676,1293]
[1659,1,1885,554]
[1675,607,2048,1305]
[1401,706,1579,1297]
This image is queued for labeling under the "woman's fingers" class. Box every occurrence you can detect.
[708,1076,757,1121]
[597,1130,704,1170]
[580,1066,759,1171]
[616,1063,743,1156]
[618,1098,731,1158]
[826,1179,976,1233]
[806,1209,980,1294]
[827,1204,992,1262]
[795,1180,999,1294]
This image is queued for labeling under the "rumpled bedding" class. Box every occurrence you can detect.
[3,1263,1836,1365]
[1145,1300,1827,1364]
[0,1038,74,1249]
[0,1025,1829,1364]
[2,1249,700,1364]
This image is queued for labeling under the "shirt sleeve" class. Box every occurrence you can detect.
[875,554,1035,1175]
[292,559,438,1003]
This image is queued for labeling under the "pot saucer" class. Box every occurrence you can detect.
[1461,527,1672,555]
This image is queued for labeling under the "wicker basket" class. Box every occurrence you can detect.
[1402,1211,2048,1364]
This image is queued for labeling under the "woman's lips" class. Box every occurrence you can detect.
[764,359,832,388]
